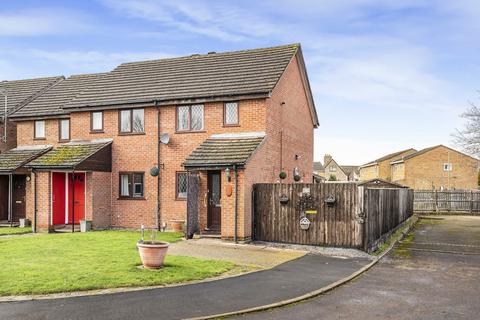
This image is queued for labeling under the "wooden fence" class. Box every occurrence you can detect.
[414,190,480,214]
[363,188,414,251]
[253,183,413,252]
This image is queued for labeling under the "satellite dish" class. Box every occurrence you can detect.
[160,133,170,145]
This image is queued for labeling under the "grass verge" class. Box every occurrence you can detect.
[0,227,32,236]
[0,231,234,296]
[373,216,418,256]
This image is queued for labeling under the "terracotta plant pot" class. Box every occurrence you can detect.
[137,241,170,269]
[171,220,185,232]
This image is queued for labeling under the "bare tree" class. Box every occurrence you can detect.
[454,102,480,157]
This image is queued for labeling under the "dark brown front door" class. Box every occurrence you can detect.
[0,176,8,221]
[12,175,26,222]
[207,171,221,231]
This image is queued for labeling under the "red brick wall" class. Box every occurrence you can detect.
[242,53,315,239]
[16,51,315,237]
[30,171,51,232]
[86,172,112,229]
[0,121,17,153]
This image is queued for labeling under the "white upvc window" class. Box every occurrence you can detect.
[59,119,70,141]
[443,163,452,171]
[34,120,45,139]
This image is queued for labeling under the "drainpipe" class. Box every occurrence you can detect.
[8,174,12,226]
[33,170,37,233]
[2,89,7,143]
[234,165,238,243]
[156,101,161,231]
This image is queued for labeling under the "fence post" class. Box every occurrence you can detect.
[434,190,438,214]
[471,190,474,215]
[363,187,368,252]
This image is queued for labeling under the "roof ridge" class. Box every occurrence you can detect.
[0,75,64,84]
[118,43,300,67]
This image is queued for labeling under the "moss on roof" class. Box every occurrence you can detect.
[27,141,111,168]
[0,146,52,172]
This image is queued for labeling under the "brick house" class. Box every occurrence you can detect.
[359,148,417,181]
[314,154,359,181]
[390,145,479,190]
[3,44,318,240]
[0,76,63,224]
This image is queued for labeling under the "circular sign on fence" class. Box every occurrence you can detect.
[300,217,311,230]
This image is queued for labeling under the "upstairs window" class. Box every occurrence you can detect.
[444,163,452,171]
[119,109,144,134]
[59,119,70,141]
[34,120,45,139]
[176,105,204,132]
[91,111,103,132]
[119,172,144,198]
[224,102,239,126]
[329,166,337,172]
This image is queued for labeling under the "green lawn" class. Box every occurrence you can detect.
[0,227,32,236]
[0,231,234,296]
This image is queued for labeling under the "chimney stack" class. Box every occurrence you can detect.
[324,154,332,166]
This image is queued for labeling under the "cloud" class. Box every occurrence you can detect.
[0,8,91,36]
[101,0,280,42]
[28,49,173,71]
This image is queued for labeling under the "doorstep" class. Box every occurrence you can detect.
[53,225,81,233]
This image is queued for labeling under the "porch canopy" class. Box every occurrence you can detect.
[25,139,113,172]
[183,132,265,170]
[0,145,52,174]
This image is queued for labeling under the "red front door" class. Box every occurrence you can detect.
[68,173,85,224]
[52,172,85,225]
[52,172,66,225]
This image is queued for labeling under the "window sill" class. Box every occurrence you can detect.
[175,130,206,134]
[175,197,187,201]
[117,197,146,200]
[90,130,105,134]
[223,124,240,127]
[34,137,46,140]
[118,132,146,136]
[58,140,70,143]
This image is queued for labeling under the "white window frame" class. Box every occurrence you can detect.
[59,119,70,141]
[34,120,45,139]
[443,163,452,171]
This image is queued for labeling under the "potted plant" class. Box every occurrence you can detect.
[137,226,169,269]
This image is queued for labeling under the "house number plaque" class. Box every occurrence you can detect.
[299,217,311,230]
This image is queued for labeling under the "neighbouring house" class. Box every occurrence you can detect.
[3,44,318,240]
[0,76,63,224]
[390,145,479,190]
[0,77,63,153]
[314,154,359,181]
[359,148,417,181]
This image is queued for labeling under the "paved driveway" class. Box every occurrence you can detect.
[234,216,480,320]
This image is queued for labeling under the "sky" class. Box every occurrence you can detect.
[1,0,479,165]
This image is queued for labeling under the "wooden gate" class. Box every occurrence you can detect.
[253,183,364,248]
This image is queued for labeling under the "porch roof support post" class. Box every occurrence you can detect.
[33,170,37,233]
[71,170,75,233]
[8,173,12,226]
